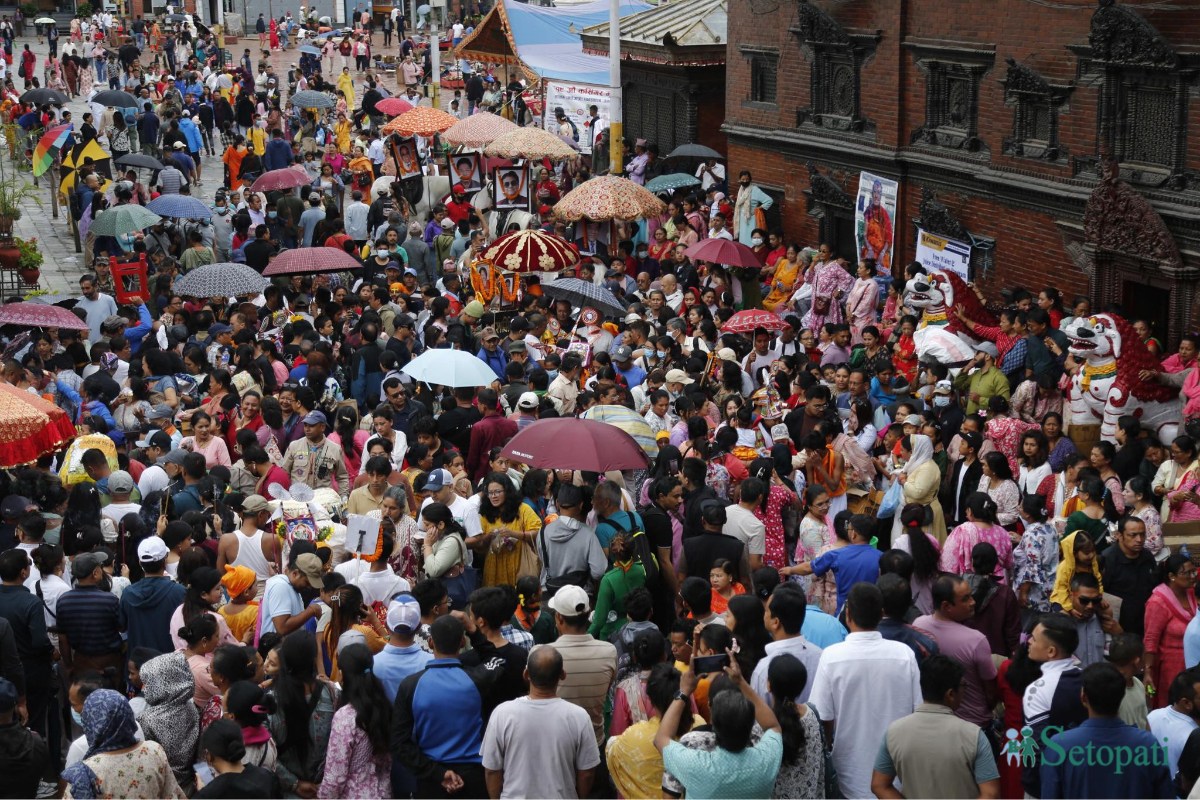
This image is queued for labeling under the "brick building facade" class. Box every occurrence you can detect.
[723,0,1200,345]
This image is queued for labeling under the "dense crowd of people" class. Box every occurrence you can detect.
[4,5,1200,800]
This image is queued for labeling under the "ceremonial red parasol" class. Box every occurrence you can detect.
[263,247,363,276]
[721,309,787,334]
[482,229,579,273]
[501,418,650,472]
[0,302,90,331]
[685,238,763,268]
[250,167,312,193]
[0,383,77,467]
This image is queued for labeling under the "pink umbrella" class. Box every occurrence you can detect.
[376,97,415,117]
[250,167,311,193]
[502,418,650,472]
[263,247,362,276]
[0,302,90,331]
[685,238,763,268]
[721,309,787,335]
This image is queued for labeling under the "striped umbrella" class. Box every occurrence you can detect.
[175,263,269,298]
[482,229,578,273]
[32,123,72,177]
[581,404,658,459]
[146,194,211,219]
[89,205,162,237]
[443,112,518,148]
[381,106,458,137]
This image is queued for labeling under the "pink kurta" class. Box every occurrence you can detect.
[845,277,879,344]
[802,262,855,332]
[1144,584,1197,708]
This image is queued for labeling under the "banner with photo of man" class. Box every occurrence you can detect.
[446,152,482,193]
[493,163,531,212]
[854,172,898,274]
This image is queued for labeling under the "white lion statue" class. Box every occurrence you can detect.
[903,269,993,367]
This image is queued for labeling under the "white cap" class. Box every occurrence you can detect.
[716,347,737,362]
[517,391,539,411]
[664,368,694,386]
[137,536,169,563]
[386,597,422,633]
[548,585,591,617]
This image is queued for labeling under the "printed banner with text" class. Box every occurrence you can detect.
[915,227,973,281]
[542,80,611,155]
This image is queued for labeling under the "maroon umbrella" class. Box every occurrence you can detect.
[721,309,787,335]
[250,166,312,193]
[0,302,90,331]
[684,238,763,268]
[502,418,650,472]
[262,247,363,276]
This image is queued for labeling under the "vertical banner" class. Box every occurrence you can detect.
[915,228,973,281]
[854,172,898,274]
[542,80,612,155]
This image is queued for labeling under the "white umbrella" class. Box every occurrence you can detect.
[372,175,395,196]
[402,349,500,388]
[35,17,56,24]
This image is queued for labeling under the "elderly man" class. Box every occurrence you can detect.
[280,410,349,494]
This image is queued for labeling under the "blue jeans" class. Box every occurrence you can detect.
[135,32,145,49]
[94,58,106,83]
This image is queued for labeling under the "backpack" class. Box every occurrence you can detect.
[564,116,579,142]
[602,511,659,585]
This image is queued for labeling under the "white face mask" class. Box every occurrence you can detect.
[751,237,763,247]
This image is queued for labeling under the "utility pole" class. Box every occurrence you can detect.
[608,0,622,175]
[429,23,439,109]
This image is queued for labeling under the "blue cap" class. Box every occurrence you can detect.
[302,410,327,426]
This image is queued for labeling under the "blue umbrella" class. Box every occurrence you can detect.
[146,194,211,220]
[645,173,701,194]
[299,45,323,55]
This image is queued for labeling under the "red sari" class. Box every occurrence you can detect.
[893,333,918,384]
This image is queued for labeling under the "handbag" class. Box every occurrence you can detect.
[812,294,831,315]
[876,479,904,519]
[515,540,541,582]
[440,533,479,610]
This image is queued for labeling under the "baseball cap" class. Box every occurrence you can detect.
[505,339,527,354]
[440,217,454,229]
[508,316,530,333]
[173,141,186,149]
[974,341,1000,359]
[137,536,170,563]
[517,391,539,411]
[242,494,270,515]
[462,300,486,319]
[624,313,642,324]
[613,345,633,362]
[0,678,17,713]
[386,596,422,632]
[902,414,923,427]
[664,368,694,386]
[548,585,590,617]
[452,183,465,194]
[294,552,324,588]
[480,326,500,342]
[72,550,110,580]
[209,322,231,337]
[770,423,790,442]
[716,347,738,362]
[0,496,34,519]
[302,410,328,425]
[158,449,190,467]
[423,468,454,492]
[933,380,954,395]
[108,470,135,494]
[147,404,174,420]
[138,431,174,450]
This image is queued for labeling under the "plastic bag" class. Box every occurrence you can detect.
[876,479,903,519]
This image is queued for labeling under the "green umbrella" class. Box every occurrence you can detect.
[645,173,702,194]
[89,205,162,237]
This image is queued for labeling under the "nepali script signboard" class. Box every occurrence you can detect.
[854,171,898,274]
[543,80,611,155]
[915,228,973,281]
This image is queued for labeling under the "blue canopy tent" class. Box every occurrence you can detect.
[455,0,653,84]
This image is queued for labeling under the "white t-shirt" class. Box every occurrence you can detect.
[452,22,464,38]
[259,573,303,635]
[102,502,143,527]
[66,723,145,768]
[723,504,766,556]
[355,566,411,607]
[481,697,601,799]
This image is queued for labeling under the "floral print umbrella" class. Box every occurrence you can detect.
[381,107,459,137]
[482,229,580,274]
[483,127,579,161]
[554,175,666,222]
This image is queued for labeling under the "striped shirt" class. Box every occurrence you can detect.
[553,633,617,746]
[55,586,122,655]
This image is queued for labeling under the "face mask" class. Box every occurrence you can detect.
[215,205,228,214]
[656,350,667,359]
[751,237,763,247]
[267,211,277,218]
[933,395,951,408]
[739,180,750,187]
[71,708,83,727]
[637,250,648,258]
[546,370,558,382]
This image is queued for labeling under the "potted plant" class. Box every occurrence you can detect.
[0,166,40,246]
[15,236,42,285]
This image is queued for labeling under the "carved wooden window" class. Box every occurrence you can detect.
[907,41,994,154]
[791,2,878,135]
[742,48,779,106]
[1118,75,1176,168]
[1002,58,1070,162]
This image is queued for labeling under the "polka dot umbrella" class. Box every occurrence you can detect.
[482,229,579,274]
[553,175,666,222]
[381,106,459,137]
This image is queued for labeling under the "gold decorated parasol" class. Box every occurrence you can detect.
[482,229,580,274]
[553,175,667,222]
[381,107,460,137]
[483,127,579,161]
[442,112,519,148]
[0,383,76,467]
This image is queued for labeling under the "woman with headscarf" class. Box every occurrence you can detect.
[891,433,947,542]
[62,689,185,799]
[136,652,200,788]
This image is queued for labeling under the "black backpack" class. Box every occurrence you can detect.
[602,511,659,585]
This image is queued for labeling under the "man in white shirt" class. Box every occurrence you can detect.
[709,213,733,241]
[1147,667,1200,779]
[100,471,142,527]
[695,158,726,191]
[751,584,823,703]
[809,582,921,799]
[417,469,473,531]
[723,479,766,571]
[344,190,370,244]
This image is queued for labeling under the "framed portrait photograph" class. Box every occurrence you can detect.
[446,152,483,193]
[392,136,423,180]
[493,163,530,212]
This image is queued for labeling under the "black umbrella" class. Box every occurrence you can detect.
[166,13,187,22]
[665,143,723,160]
[20,88,68,106]
[115,153,164,170]
[91,89,139,107]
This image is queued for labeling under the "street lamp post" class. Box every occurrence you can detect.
[608,0,622,175]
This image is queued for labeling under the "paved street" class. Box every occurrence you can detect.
[7,27,424,296]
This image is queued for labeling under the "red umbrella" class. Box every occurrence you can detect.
[263,247,363,276]
[250,167,311,193]
[685,238,763,268]
[0,383,76,467]
[482,229,579,274]
[502,418,650,472]
[721,309,787,334]
[0,302,89,331]
[376,97,415,117]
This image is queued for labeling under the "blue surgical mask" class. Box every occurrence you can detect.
[546,370,558,382]
[656,350,667,359]
[933,395,951,408]
[267,210,277,219]
[71,708,83,727]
